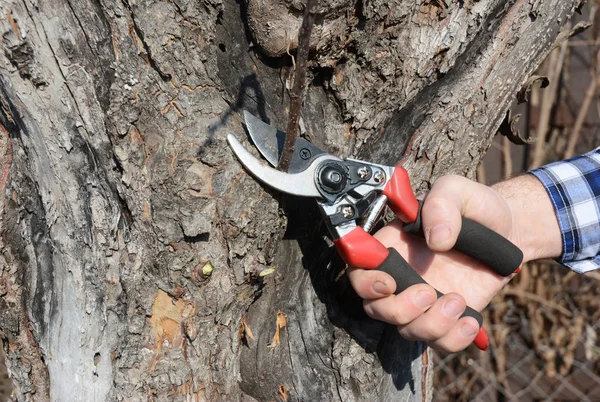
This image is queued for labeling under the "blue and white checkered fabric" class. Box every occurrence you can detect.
[529,148,600,273]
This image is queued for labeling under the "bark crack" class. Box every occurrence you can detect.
[65,0,95,56]
[19,0,44,50]
[420,343,428,401]
[326,330,344,401]
[21,0,93,143]
[285,318,299,399]
[120,0,173,82]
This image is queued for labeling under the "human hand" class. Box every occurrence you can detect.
[347,174,560,352]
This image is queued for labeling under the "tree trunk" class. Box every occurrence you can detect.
[0,0,582,400]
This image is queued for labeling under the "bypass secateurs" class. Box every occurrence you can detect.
[227,111,523,351]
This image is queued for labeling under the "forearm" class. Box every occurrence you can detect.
[492,174,562,264]
[493,148,600,272]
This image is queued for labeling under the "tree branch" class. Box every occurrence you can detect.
[278,0,319,171]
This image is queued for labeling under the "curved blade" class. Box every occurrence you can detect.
[244,110,326,174]
[227,134,323,198]
[244,110,283,167]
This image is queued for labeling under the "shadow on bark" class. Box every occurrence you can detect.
[282,195,425,392]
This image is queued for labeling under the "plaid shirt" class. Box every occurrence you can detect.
[530,148,600,273]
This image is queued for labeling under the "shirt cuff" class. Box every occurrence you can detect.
[528,148,600,273]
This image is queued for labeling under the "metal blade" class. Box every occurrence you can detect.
[243,110,326,174]
[227,134,324,198]
[243,110,283,167]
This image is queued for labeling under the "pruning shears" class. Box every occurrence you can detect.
[227,112,523,351]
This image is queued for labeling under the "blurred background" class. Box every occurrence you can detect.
[434,2,600,401]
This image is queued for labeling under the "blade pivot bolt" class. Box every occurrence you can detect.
[374,171,385,183]
[318,163,348,194]
[342,206,354,218]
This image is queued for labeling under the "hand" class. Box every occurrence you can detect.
[347,174,561,352]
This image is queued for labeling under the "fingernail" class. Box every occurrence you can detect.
[373,281,390,296]
[442,299,463,318]
[414,290,436,309]
[460,323,478,338]
[428,224,451,246]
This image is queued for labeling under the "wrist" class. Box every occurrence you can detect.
[491,174,563,264]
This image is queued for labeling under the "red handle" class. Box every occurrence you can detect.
[382,167,419,223]
[474,328,489,351]
[333,227,389,269]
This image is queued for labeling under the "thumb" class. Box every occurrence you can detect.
[421,175,471,252]
[421,175,513,253]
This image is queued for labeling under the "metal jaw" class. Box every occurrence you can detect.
[228,132,395,239]
[229,110,397,240]
[243,110,326,174]
[227,134,324,198]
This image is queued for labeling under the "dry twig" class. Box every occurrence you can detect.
[278,0,319,171]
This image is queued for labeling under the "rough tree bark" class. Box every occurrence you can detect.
[0,0,583,400]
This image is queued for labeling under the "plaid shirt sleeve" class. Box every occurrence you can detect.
[529,148,600,273]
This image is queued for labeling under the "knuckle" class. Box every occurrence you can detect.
[362,301,378,319]
[423,322,448,340]
[389,308,412,326]
[433,174,460,190]
[346,267,363,283]
[397,326,418,341]
[445,293,466,307]
[429,340,461,354]
[433,337,469,353]
[399,321,447,342]
[424,195,446,210]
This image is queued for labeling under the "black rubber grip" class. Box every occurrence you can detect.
[403,201,523,277]
[377,248,483,326]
